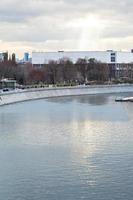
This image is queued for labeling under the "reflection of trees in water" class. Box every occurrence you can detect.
[46,96,73,104]
[76,94,108,106]
[47,94,109,106]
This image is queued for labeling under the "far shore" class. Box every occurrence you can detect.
[0,84,133,106]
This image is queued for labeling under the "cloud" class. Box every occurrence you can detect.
[0,0,133,56]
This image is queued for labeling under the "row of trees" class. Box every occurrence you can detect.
[29,58,109,85]
[0,58,110,85]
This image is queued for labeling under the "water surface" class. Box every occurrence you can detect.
[0,93,133,200]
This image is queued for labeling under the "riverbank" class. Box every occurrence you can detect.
[0,84,133,106]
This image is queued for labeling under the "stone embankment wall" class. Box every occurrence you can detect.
[0,85,133,106]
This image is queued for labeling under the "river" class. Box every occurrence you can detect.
[0,92,133,200]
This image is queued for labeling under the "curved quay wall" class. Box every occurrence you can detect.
[0,85,133,106]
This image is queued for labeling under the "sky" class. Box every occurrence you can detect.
[0,0,133,58]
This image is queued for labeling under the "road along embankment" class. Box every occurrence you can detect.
[0,84,133,106]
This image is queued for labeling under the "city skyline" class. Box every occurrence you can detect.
[0,0,133,57]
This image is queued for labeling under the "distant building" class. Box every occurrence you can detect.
[24,52,29,62]
[0,53,3,61]
[32,50,133,65]
[0,52,8,62]
[3,52,8,62]
[32,50,133,79]
[0,79,16,90]
[12,53,16,62]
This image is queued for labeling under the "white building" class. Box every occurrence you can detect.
[0,52,4,61]
[32,50,133,66]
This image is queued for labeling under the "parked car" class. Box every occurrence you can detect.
[3,88,9,92]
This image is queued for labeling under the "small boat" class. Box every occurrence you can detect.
[115,97,133,102]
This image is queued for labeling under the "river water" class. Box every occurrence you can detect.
[0,92,133,200]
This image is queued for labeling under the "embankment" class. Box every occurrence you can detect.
[0,84,133,106]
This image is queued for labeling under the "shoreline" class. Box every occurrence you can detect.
[0,84,133,106]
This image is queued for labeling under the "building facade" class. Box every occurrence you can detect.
[32,50,133,65]
[0,52,8,62]
[32,50,133,79]
[24,52,29,62]
[0,79,16,90]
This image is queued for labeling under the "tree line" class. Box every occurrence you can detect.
[0,58,110,85]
